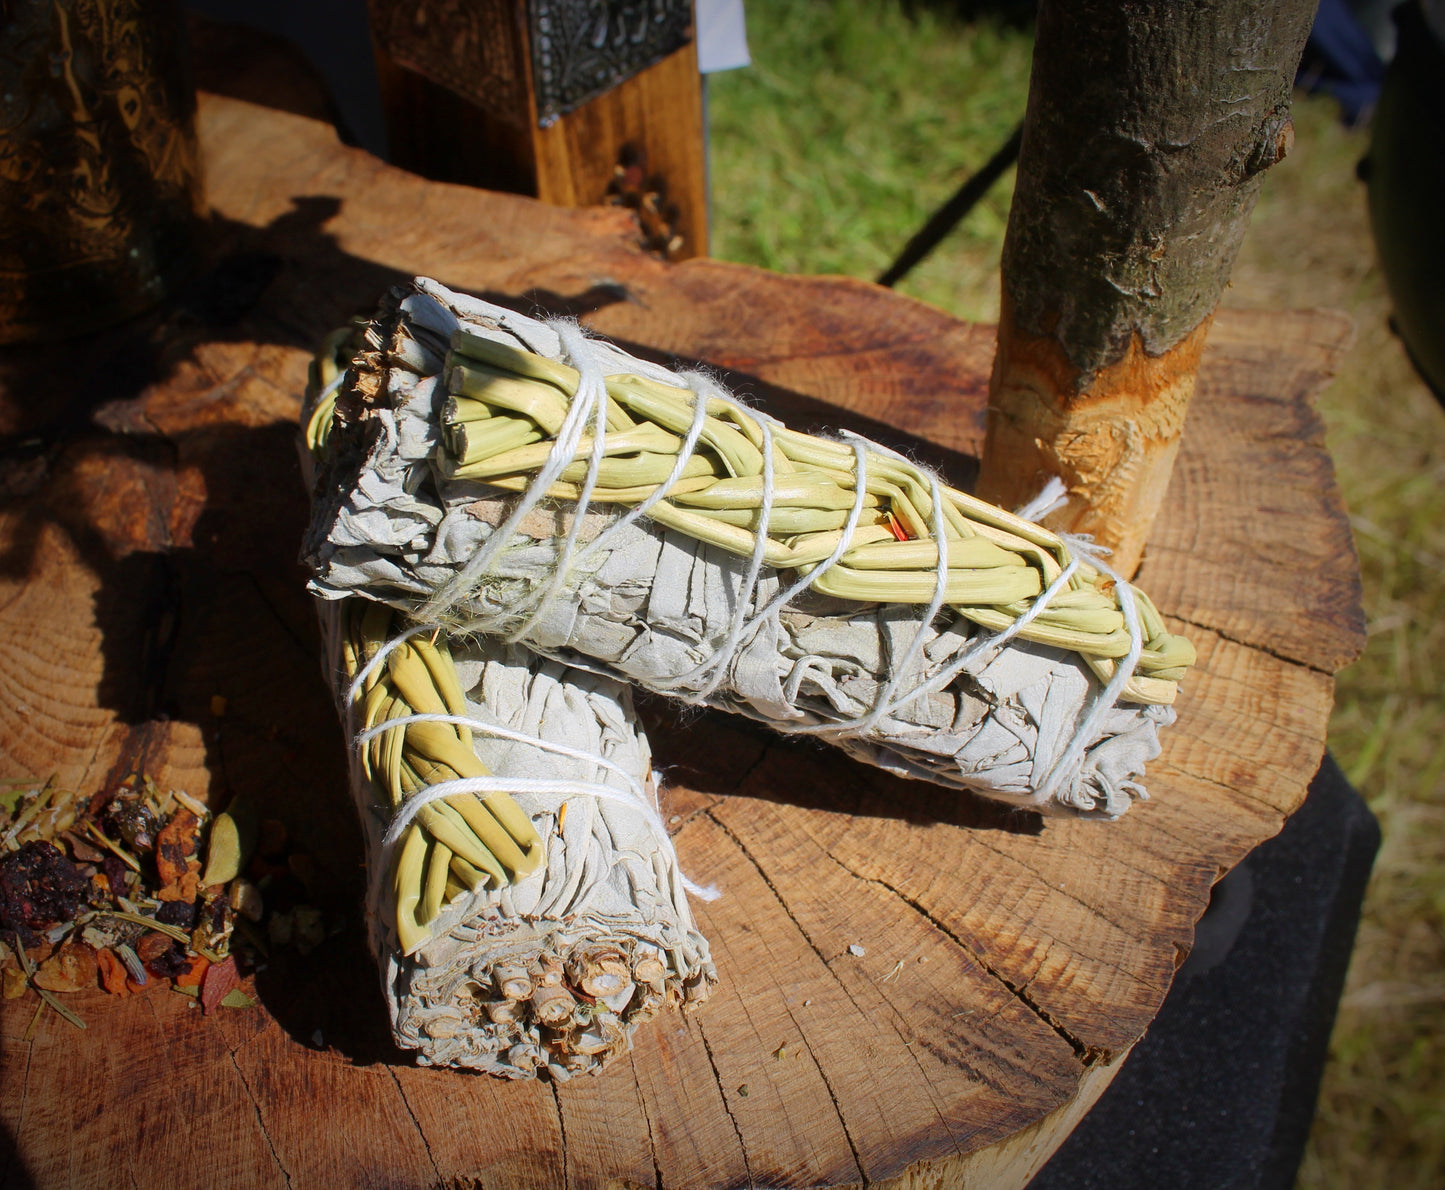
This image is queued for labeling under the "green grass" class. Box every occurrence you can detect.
[710,4,1445,1185]
[708,0,1030,320]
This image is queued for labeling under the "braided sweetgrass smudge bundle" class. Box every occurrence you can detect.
[304,362,715,1078]
[317,598,716,1077]
[303,279,1195,818]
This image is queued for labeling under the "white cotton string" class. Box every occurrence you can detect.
[412,317,1141,811]
[706,436,873,718]
[856,468,950,732]
[865,472,1087,723]
[850,443,949,731]
[421,321,606,624]
[356,711,650,803]
[357,699,720,902]
[656,412,779,701]
[576,370,712,565]
[758,437,871,621]
[850,554,1084,731]
[1034,535,1144,806]
[781,438,951,739]
[1014,475,1069,523]
[428,319,859,705]
[344,619,439,714]
[502,321,613,642]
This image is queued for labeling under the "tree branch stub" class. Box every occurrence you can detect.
[977,0,1317,573]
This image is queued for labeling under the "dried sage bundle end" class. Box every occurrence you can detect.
[398,925,712,1078]
[317,600,716,1077]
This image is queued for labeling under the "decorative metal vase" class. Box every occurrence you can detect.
[0,0,204,344]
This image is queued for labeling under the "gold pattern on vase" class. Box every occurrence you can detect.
[0,0,204,343]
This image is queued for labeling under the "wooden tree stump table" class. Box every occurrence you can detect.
[0,36,1364,1190]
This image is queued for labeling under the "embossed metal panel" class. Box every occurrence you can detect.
[529,0,693,124]
[373,0,694,128]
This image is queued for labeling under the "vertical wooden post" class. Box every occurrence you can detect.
[976,0,1318,574]
[370,0,708,260]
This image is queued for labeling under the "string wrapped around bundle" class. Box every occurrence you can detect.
[303,279,1197,819]
[317,598,716,1077]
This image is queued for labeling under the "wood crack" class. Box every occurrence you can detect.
[733,836,965,1153]
[716,807,1074,1138]
[228,1052,294,1188]
[965,836,1169,961]
[10,1033,34,1151]
[732,798,1104,1063]
[922,825,1169,965]
[627,1055,664,1190]
[1153,758,1300,819]
[548,1080,572,1190]
[846,865,1095,1064]
[797,1038,869,1189]
[227,567,313,658]
[691,1018,754,1190]
[1168,611,1339,677]
[706,810,871,1186]
[386,1070,442,1187]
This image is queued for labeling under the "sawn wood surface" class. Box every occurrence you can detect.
[0,58,1365,1190]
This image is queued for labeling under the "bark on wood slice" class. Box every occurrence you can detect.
[0,38,1364,1190]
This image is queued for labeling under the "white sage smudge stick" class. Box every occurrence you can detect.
[303,279,1197,819]
[317,598,717,1077]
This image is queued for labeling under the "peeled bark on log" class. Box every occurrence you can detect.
[977,0,1318,574]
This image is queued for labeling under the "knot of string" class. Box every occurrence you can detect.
[1034,529,1143,807]
[345,619,719,903]
[980,475,1146,807]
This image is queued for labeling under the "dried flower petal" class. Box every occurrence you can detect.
[59,831,107,864]
[33,942,98,993]
[200,956,239,1015]
[0,841,88,945]
[96,948,131,996]
[174,955,209,989]
[156,809,202,902]
[135,932,172,965]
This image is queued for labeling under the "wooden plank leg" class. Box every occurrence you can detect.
[372,1,707,261]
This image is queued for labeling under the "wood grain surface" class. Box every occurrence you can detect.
[0,34,1363,1190]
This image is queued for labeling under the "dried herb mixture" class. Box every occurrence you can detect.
[0,774,332,1032]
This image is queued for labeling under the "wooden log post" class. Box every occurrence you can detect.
[370,0,708,261]
[976,0,1318,574]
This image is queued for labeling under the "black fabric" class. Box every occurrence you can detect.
[1030,753,1380,1190]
